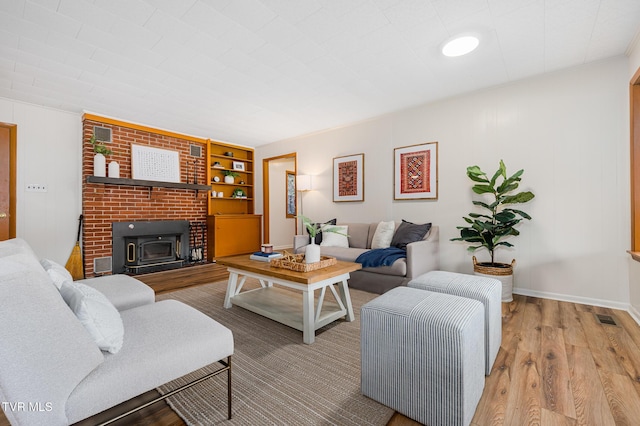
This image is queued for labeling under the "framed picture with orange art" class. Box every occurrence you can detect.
[394,142,438,200]
[333,153,364,202]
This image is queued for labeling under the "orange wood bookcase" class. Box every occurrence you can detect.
[206,139,255,215]
[205,140,261,259]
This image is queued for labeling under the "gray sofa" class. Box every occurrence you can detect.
[0,238,233,426]
[294,222,439,294]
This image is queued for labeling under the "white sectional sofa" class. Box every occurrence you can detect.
[0,238,233,426]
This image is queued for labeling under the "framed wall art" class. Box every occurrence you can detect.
[333,153,364,202]
[131,144,180,183]
[286,170,296,218]
[394,142,438,200]
[232,161,245,171]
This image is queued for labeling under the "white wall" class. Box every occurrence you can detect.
[256,57,631,308]
[0,97,82,264]
[629,37,640,79]
[267,158,296,248]
[628,39,640,320]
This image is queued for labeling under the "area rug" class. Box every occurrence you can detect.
[156,280,394,426]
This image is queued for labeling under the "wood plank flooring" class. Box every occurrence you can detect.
[133,262,228,294]
[388,294,640,426]
[3,292,640,425]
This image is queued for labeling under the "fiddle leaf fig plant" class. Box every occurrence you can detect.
[451,160,535,265]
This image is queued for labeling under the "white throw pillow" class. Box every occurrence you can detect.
[320,225,349,248]
[59,280,124,354]
[40,258,73,289]
[371,221,396,249]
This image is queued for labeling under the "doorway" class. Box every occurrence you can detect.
[0,123,16,241]
[262,153,297,246]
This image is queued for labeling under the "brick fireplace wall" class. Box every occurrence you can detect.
[82,117,208,277]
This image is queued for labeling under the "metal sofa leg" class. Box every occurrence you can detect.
[94,357,233,426]
[227,356,232,419]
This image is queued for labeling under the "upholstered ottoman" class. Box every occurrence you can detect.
[361,287,485,426]
[408,270,502,374]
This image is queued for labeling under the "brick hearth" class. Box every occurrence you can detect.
[82,116,208,277]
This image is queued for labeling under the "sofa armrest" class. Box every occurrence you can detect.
[78,275,155,311]
[406,226,440,279]
[293,235,310,253]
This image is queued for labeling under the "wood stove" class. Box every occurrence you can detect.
[124,234,183,272]
[112,221,189,274]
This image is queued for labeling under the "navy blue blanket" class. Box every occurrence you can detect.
[355,247,407,268]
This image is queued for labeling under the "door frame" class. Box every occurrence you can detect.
[262,152,297,244]
[0,122,17,239]
[631,67,640,252]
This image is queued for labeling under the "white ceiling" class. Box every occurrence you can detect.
[1,0,640,147]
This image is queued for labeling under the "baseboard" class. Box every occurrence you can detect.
[513,287,630,311]
[514,288,640,327]
[629,305,640,326]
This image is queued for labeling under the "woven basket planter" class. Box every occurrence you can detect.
[473,256,515,302]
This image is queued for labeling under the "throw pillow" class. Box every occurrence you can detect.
[371,220,396,249]
[40,258,73,289]
[59,280,124,354]
[390,220,432,250]
[307,218,337,245]
[320,225,349,248]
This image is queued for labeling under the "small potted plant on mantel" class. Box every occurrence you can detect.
[451,160,535,302]
[90,134,113,178]
[223,170,240,184]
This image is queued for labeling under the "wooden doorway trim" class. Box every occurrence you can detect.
[0,122,17,240]
[262,153,297,244]
[631,67,640,253]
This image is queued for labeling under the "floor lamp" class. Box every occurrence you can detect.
[296,175,312,234]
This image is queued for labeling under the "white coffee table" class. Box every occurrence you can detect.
[216,255,361,344]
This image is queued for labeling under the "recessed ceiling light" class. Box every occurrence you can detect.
[442,36,479,57]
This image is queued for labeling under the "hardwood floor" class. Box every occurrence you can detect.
[133,262,228,294]
[3,293,640,425]
[384,294,640,426]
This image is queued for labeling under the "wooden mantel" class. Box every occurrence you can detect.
[86,176,211,191]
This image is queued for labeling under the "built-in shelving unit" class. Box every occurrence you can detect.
[206,140,261,259]
[207,144,255,215]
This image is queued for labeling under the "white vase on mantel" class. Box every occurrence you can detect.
[305,242,321,264]
[93,153,106,177]
[108,161,120,178]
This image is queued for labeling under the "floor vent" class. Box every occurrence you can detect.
[94,256,112,274]
[595,313,618,326]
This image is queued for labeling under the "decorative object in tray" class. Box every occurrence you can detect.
[270,250,337,272]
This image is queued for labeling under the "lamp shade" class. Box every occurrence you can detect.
[296,175,312,192]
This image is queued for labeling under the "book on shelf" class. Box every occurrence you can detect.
[250,251,283,262]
